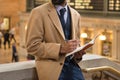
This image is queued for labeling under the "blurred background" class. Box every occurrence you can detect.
[0,0,120,64]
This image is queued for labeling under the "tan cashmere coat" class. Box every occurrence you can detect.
[26,2,81,80]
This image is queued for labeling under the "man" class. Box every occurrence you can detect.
[3,30,10,49]
[26,0,85,80]
[9,28,16,42]
[11,42,19,62]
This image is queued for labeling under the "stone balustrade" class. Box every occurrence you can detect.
[0,61,38,80]
[0,54,119,80]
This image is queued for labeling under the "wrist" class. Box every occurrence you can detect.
[59,44,66,55]
[74,57,82,63]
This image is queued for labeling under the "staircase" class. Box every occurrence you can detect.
[79,54,120,80]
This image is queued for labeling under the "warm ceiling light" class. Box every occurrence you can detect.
[99,35,106,40]
[25,24,27,31]
[81,33,88,38]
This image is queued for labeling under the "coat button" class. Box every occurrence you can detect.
[60,63,63,65]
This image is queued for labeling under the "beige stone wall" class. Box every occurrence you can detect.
[1,0,119,61]
[81,17,120,60]
[18,0,26,12]
[0,0,26,28]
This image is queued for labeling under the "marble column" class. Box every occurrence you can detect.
[113,29,120,60]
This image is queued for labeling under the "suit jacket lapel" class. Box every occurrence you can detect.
[48,3,65,40]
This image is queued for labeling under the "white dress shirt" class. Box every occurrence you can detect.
[55,5,68,23]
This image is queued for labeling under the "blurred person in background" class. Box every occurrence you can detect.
[9,28,16,42]
[3,30,10,49]
[11,42,19,62]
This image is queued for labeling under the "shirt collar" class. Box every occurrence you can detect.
[55,4,68,15]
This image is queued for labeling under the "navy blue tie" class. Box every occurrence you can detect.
[60,8,66,28]
[60,8,66,16]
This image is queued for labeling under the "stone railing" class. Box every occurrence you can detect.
[0,61,38,80]
[0,54,120,80]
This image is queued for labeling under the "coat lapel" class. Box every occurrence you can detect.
[69,7,76,39]
[48,3,65,40]
[47,3,77,40]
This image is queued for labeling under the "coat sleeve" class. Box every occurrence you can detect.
[25,8,60,61]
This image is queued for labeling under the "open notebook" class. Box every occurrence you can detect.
[66,34,100,57]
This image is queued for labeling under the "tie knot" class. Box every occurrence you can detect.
[60,8,66,16]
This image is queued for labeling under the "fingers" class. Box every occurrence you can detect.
[67,40,80,52]
[80,50,86,55]
[74,50,86,59]
[67,40,78,50]
[74,52,82,58]
[60,39,80,54]
[67,39,79,47]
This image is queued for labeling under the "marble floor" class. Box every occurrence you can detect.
[0,44,27,64]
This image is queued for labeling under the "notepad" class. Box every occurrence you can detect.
[66,34,100,57]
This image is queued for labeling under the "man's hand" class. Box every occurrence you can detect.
[73,50,86,63]
[74,50,86,59]
[60,40,79,55]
